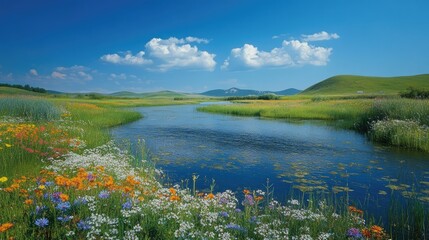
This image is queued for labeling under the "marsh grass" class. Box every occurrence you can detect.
[0,97,61,121]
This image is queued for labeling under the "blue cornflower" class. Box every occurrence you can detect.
[346,228,363,239]
[44,181,54,187]
[35,205,47,215]
[122,200,132,210]
[77,220,91,230]
[57,215,72,223]
[235,208,242,213]
[98,190,110,199]
[35,218,49,228]
[51,192,62,204]
[56,202,71,212]
[225,223,246,232]
[219,211,229,217]
[74,197,88,206]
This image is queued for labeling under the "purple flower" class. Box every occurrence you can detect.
[122,200,132,210]
[77,219,91,230]
[74,197,88,206]
[35,218,49,228]
[98,190,110,199]
[226,223,246,232]
[51,192,62,203]
[87,173,95,181]
[235,208,242,213]
[242,194,255,206]
[250,216,259,223]
[219,197,228,205]
[57,215,72,223]
[35,205,46,215]
[219,211,229,217]
[56,202,71,212]
[346,228,363,239]
[44,181,54,187]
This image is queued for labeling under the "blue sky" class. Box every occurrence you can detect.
[1,0,428,93]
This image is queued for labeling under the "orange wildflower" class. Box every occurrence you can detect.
[170,195,181,201]
[243,189,250,195]
[0,222,13,232]
[169,187,177,195]
[362,228,371,238]
[205,193,215,199]
[59,193,69,202]
[255,196,264,201]
[24,199,33,205]
[348,206,363,215]
[138,196,145,201]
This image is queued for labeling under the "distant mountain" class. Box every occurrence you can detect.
[201,87,301,97]
[300,74,429,95]
[109,90,205,98]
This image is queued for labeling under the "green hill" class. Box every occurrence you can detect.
[0,86,44,96]
[301,74,429,95]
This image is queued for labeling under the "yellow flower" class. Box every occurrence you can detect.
[38,185,46,190]
[0,177,8,183]
[5,143,12,148]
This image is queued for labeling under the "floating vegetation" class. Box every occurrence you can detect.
[294,171,309,178]
[418,196,429,202]
[332,186,354,193]
[378,190,387,195]
[420,181,429,186]
[385,184,407,191]
[380,177,398,182]
[329,171,338,175]
[401,191,418,198]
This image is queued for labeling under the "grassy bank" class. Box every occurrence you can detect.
[198,97,429,152]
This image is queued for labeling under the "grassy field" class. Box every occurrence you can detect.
[301,74,429,95]
[198,97,429,152]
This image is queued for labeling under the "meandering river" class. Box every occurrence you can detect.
[111,103,429,219]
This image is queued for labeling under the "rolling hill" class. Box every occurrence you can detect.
[109,90,206,98]
[201,87,301,97]
[301,74,429,95]
[0,86,45,96]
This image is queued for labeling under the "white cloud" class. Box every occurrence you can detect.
[29,69,38,76]
[109,73,127,80]
[51,71,66,79]
[51,65,93,81]
[222,40,332,70]
[301,31,340,41]
[100,51,151,65]
[101,36,216,71]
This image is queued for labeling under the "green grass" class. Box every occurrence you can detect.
[0,97,61,121]
[301,74,429,95]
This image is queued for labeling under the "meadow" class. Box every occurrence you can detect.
[0,92,426,239]
[198,96,429,152]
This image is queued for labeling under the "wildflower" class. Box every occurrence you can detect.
[346,228,363,239]
[348,206,364,215]
[98,190,110,199]
[0,223,14,232]
[122,200,132,210]
[35,206,46,215]
[24,199,33,205]
[56,202,71,212]
[170,195,181,201]
[35,218,49,228]
[169,187,177,195]
[57,215,73,223]
[289,199,299,205]
[73,197,88,206]
[77,220,91,230]
[5,143,12,148]
[138,196,145,202]
[59,193,69,202]
[242,194,255,206]
[38,185,46,190]
[235,208,242,213]
[226,223,246,232]
[255,196,264,201]
[51,192,62,203]
[205,193,215,200]
[243,189,250,195]
[0,177,8,183]
[219,211,229,217]
[361,228,371,238]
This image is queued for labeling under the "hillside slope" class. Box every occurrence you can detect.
[0,86,44,96]
[301,74,429,95]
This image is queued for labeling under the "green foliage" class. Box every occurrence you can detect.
[225,94,280,101]
[400,87,429,99]
[0,83,47,93]
[0,97,61,121]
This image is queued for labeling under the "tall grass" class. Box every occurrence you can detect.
[0,97,61,121]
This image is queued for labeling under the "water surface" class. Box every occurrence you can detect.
[111,103,429,217]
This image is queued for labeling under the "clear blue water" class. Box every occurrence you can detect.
[111,103,429,219]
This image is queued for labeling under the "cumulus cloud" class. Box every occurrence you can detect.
[51,65,93,81]
[100,51,151,65]
[101,36,216,71]
[222,40,332,70]
[29,69,38,76]
[301,31,339,41]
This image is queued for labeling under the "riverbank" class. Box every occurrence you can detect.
[197,97,429,152]
[0,95,424,239]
